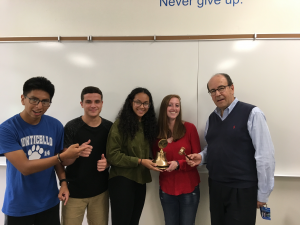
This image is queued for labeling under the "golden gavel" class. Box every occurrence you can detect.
[178,147,191,160]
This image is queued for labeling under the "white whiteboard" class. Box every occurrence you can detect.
[0,157,5,166]
[0,41,199,164]
[0,42,198,124]
[0,40,299,176]
[197,40,300,176]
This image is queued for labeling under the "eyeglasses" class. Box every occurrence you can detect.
[133,100,150,108]
[25,96,51,107]
[208,85,230,96]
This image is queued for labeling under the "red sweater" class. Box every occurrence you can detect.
[152,122,201,196]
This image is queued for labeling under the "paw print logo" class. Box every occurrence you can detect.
[28,145,44,160]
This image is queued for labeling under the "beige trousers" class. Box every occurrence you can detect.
[62,190,109,225]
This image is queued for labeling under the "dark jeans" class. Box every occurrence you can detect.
[108,176,146,225]
[159,185,200,225]
[209,178,257,225]
[4,203,60,225]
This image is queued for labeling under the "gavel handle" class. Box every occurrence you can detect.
[183,152,192,160]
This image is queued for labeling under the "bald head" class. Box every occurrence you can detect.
[207,73,235,114]
[207,73,233,92]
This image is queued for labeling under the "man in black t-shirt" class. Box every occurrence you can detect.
[61,86,112,225]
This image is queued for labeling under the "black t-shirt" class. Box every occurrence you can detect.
[64,116,113,198]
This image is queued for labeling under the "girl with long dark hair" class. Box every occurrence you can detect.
[106,87,160,225]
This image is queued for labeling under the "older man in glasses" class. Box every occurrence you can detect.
[187,73,275,225]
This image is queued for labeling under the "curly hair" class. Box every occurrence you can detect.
[117,87,157,144]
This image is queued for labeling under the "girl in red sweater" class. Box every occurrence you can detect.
[153,94,201,225]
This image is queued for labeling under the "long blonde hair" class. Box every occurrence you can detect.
[157,94,186,141]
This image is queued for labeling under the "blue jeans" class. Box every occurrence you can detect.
[159,185,200,225]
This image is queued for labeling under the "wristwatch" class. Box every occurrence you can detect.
[60,179,68,186]
[175,161,180,170]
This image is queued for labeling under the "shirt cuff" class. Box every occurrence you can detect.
[198,152,205,166]
[257,190,270,203]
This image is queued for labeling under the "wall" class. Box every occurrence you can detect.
[1,0,300,36]
[0,0,299,225]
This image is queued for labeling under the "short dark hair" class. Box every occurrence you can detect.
[81,86,103,102]
[207,73,233,91]
[23,77,55,101]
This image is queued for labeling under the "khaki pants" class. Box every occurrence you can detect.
[62,190,109,225]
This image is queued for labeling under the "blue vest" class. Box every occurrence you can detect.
[206,101,258,188]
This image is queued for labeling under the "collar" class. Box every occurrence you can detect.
[214,97,238,118]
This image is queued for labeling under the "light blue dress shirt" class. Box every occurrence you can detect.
[200,98,275,202]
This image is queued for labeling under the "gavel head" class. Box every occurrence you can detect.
[178,147,186,156]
